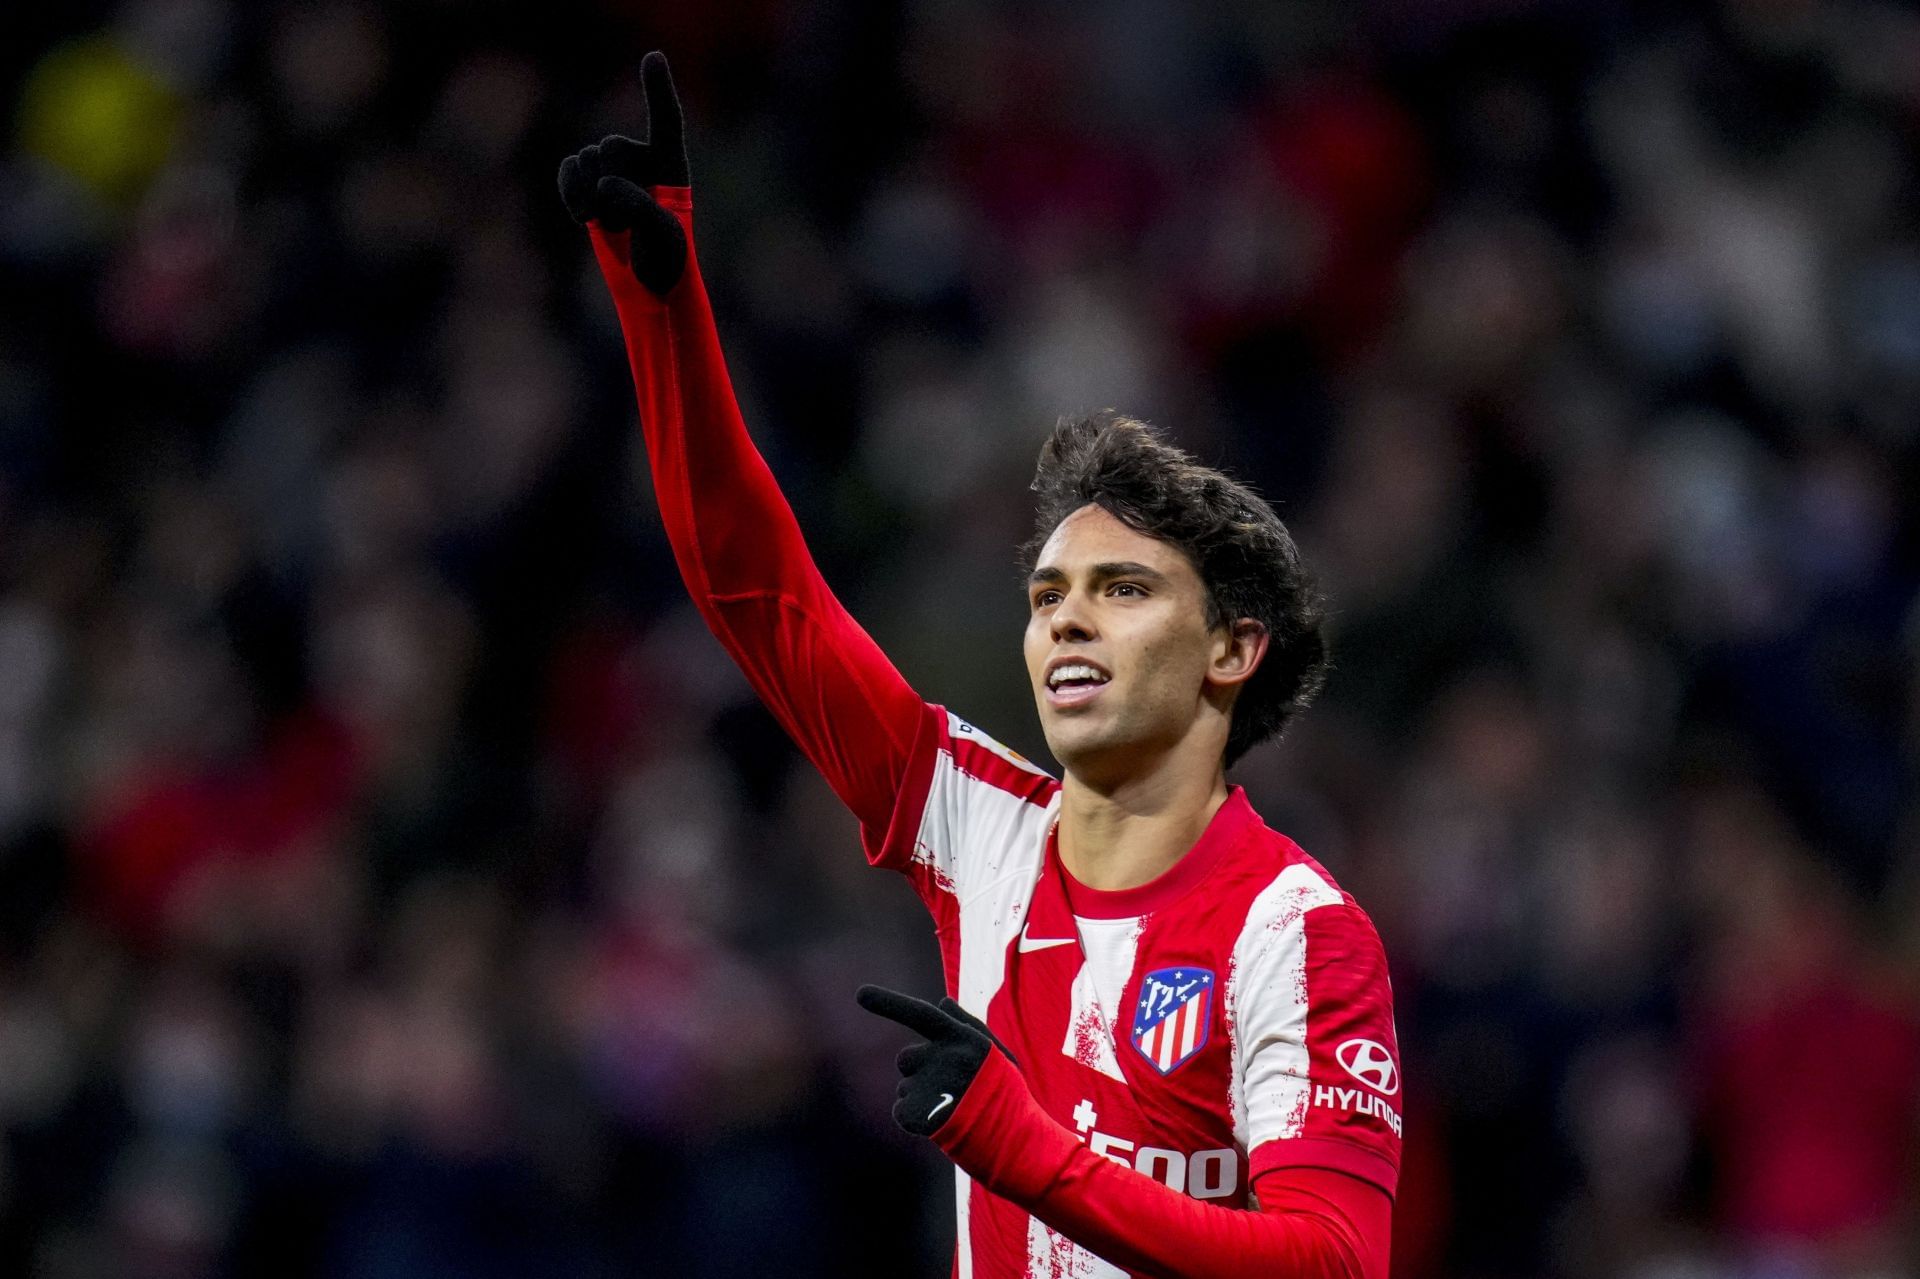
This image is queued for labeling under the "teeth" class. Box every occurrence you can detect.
[1048,663,1108,688]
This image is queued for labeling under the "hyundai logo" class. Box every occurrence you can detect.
[1335,1038,1398,1096]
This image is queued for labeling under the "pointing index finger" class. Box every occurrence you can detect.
[640,51,684,165]
[856,985,958,1041]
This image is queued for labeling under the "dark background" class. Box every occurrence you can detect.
[1,0,1917,1275]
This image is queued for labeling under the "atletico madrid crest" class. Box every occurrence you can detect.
[1132,967,1214,1074]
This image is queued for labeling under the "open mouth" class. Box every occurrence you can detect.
[1045,660,1111,708]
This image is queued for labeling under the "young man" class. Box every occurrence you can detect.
[560,53,1400,1279]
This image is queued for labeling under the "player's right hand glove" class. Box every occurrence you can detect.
[857,985,1019,1137]
[557,50,689,297]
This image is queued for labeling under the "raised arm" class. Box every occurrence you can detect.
[558,54,926,837]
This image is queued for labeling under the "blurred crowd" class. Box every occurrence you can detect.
[3,0,1919,1275]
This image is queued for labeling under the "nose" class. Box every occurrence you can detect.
[1049,588,1096,643]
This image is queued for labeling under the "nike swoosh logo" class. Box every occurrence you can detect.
[927,1092,955,1121]
[1017,928,1076,953]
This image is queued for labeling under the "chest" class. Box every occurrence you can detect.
[980,903,1249,1206]
[1076,916,1215,1072]
[988,898,1243,1149]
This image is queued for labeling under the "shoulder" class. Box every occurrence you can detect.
[1223,821,1391,997]
[895,709,1059,901]
[1232,822,1366,936]
[935,710,1059,807]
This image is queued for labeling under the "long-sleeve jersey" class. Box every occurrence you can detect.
[588,189,1401,1279]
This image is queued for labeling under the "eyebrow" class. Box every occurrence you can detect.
[1026,561,1172,588]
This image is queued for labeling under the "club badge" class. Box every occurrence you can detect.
[1132,967,1214,1074]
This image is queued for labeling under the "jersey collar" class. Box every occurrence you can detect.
[1051,785,1260,920]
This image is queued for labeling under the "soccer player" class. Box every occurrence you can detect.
[560,53,1401,1279]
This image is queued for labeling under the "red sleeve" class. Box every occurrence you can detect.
[586,192,926,838]
[938,1050,1391,1278]
[1253,1167,1391,1279]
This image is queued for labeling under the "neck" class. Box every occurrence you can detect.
[1057,744,1230,893]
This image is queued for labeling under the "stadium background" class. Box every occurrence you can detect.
[3,0,1918,1274]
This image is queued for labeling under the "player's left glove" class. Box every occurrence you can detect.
[857,985,1019,1137]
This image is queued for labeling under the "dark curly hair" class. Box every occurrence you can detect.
[1021,410,1328,766]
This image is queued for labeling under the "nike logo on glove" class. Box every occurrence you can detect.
[1017,925,1075,953]
[927,1093,955,1121]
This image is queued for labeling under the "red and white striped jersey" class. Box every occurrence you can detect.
[868,709,1402,1277]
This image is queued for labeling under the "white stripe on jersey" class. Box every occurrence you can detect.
[1224,862,1346,1150]
[1179,992,1202,1058]
[909,766,1052,912]
[1062,918,1140,1082]
[1027,1214,1126,1278]
[914,714,1057,1017]
[913,712,1058,1279]
[955,1172,973,1279]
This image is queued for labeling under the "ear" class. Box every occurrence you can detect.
[1207,618,1269,689]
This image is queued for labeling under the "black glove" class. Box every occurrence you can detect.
[857,985,1018,1137]
[557,50,690,296]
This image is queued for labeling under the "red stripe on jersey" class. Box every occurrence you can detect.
[945,725,1056,806]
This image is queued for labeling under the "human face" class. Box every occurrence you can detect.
[1023,504,1263,781]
